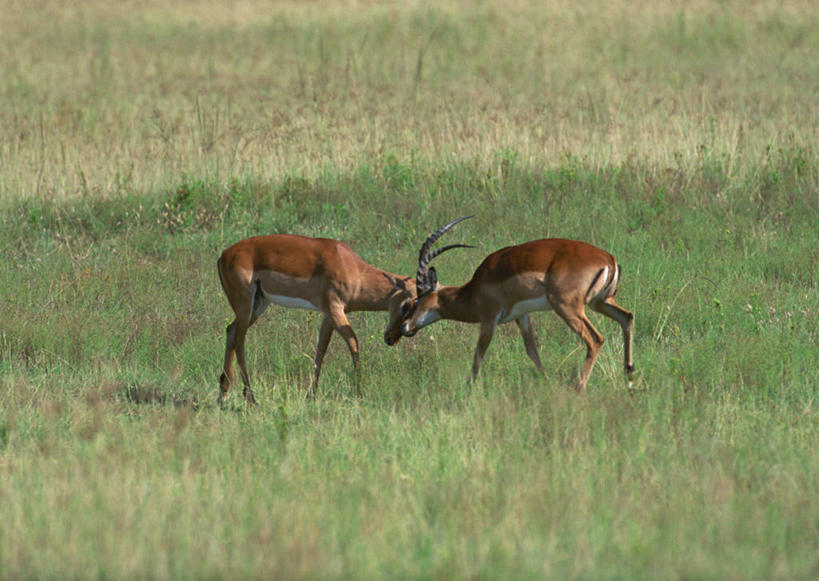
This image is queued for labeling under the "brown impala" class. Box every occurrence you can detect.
[401,218,634,391]
[217,219,472,405]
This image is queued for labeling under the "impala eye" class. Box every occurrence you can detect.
[400,302,411,317]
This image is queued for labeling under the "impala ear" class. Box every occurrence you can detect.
[384,273,412,297]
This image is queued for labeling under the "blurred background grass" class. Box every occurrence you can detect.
[1,0,816,198]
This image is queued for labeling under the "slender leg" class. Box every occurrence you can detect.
[552,305,603,392]
[233,321,257,405]
[218,282,266,407]
[591,298,634,386]
[327,303,361,392]
[219,321,237,406]
[515,314,545,374]
[311,316,334,395]
[471,319,498,380]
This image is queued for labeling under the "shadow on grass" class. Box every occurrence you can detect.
[120,383,204,410]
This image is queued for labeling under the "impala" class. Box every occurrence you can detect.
[217,221,471,404]
[401,221,634,391]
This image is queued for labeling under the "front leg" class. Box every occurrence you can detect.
[327,302,361,393]
[515,314,545,374]
[471,319,498,380]
[311,316,334,396]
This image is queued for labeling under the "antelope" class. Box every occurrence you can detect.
[400,219,634,391]
[216,222,471,404]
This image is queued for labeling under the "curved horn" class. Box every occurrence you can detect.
[416,216,474,294]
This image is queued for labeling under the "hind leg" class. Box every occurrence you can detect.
[552,303,604,392]
[219,283,268,406]
[591,298,634,387]
[220,317,257,405]
[233,321,257,405]
[219,320,238,405]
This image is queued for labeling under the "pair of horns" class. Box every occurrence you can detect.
[416,216,474,295]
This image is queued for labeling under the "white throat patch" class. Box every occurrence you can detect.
[414,309,442,329]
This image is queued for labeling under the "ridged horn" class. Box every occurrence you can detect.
[416,216,474,295]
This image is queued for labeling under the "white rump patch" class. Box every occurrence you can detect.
[498,296,552,324]
[587,266,612,302]
[611,265,619,289]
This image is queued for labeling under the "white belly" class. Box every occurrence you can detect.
[498,295,552,324]
[262,291,319,311]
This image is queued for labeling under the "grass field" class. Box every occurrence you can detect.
[1,1,817,578]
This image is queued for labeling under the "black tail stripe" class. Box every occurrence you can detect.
[585,268,607,303]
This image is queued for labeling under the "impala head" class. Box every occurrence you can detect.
[400,290,443,337]
[383,276,418,346]
[399,215,474,338]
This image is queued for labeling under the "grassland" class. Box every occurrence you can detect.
[1,1,817,578]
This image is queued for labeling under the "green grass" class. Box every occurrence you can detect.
[1,1,817,579]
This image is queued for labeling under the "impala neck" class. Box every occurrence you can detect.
[435,283,481,323]
[348,265,409,311]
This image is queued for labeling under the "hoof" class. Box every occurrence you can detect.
[244,391,258,406]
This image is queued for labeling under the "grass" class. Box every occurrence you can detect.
[1,0,817,579]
